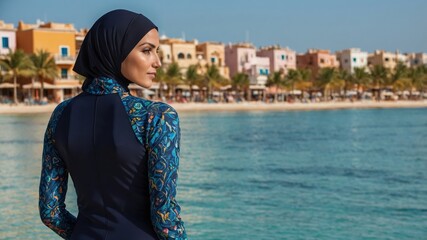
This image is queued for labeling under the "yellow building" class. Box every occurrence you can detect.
[196,42,229,79]
[16,21,80,101]
[368,50,409,70]
[160,38,198,71]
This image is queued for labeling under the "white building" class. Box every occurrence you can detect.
[406,53,427,67]
[0,21,16,55]
[335,48,368,73]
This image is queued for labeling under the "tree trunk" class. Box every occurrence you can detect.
[189,84,193,102]
[40,76,45,101]
[13,75,18,104]
[246,88,251,102]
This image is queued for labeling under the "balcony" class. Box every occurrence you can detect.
[54,55,76,65]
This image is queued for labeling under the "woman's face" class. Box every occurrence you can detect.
[121,28,161,88]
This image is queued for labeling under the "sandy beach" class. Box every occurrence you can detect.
[1,100,427,114]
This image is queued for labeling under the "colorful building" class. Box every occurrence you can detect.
[16,20,80,101]
[159,37,198,72]
[406,52,427,67]
[0,21,16,55]
[335,48,368,73]
[225,43,270,84]
[296,49,339,80]
[257,45,296,75]
[196,41,229,78]
[224,43,270,100]
[367,50,410,69]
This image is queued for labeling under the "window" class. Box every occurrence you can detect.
[265,69,269,75]
[385,57,389,62]
[60,46,69,57]
[259,69,264,75]
[344,59,348,63]
[167,54,170,59]
[353,58,357,63]
[320,58,325,64]
[178,53,185,59]
[281,54,285,60]
[211,57,216,63]
[61,68,68,79]
[187,53,192,59]
[2,37,9,48]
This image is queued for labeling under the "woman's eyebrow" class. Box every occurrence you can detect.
[139,42,157,48]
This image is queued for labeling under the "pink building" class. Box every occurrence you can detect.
[257,45,296,75]
[0,20,16,55]
[225,43,270,86]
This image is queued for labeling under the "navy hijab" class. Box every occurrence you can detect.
[73,9,158,90]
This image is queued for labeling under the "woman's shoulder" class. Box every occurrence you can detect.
[124,95,177,115]
[148,101,178,116]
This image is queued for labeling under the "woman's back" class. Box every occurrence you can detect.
[39,78,187,239]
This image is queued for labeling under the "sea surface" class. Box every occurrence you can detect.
[0,108,426,239]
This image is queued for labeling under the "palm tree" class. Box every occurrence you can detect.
[285,69,300,100]
[408,65,427,100]
[336,69,350,100]
[369,65,389,101]
[297,68,312,101]
[266,71,284,102]
[352,67,370,100]
[390,62,411,99]
[203,64,223,101]
[316,67,337,101]
[30,49,57,101]
[184,64,201,102]
[155,67,166,100]
[231,72,250,101]
[0,49,33,104]
[164,62,182,101]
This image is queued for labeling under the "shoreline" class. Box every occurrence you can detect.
[1,100,427,114]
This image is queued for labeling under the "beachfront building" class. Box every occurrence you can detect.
[16,20,80,101]
[256,45,296,75]
[75,28,88,56]
[0,21,17,102]
[368,50,410,69]
[335,48,368,73]
[0,21,16,55]
[296,49,339,80]
[225,42,270,100]
[196,42,229,78]
[159,37,198,72]
[406,53,427,67]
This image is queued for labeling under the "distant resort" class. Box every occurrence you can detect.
[0,19,427,112]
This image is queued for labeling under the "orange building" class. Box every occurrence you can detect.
[16,20,80,101]
[297,49,339,81]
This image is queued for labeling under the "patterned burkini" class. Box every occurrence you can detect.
[39,77,187,239]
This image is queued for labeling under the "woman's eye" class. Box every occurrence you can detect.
[143,49,151,54]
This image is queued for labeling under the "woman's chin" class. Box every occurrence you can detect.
[133,80,152,89]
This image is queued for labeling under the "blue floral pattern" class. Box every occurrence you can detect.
[39,99,76,239]
[39,77,187,239]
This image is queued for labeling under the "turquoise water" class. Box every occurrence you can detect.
[0,108,426,239]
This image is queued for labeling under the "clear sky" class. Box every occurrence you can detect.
[1,0,426,53]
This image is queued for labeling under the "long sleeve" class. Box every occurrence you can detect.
[38,100,76,239]
[147,104,187,240]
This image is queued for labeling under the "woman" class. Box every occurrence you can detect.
[38,9,187,240]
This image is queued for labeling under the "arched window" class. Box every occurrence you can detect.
[187,53,192,59]
[178,52,185,59]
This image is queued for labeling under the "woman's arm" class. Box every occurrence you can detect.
[39,101,76,239]
[147,103,187,240]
